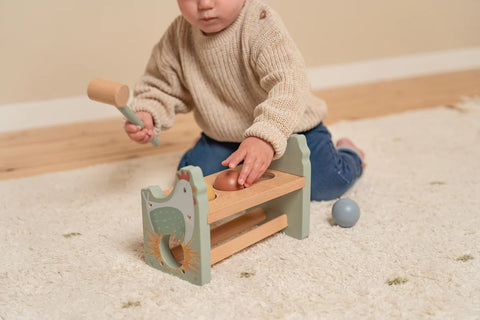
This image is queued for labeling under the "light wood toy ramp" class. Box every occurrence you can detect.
[142,134,311,285]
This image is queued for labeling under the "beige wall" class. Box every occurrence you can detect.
[1,0,479,104]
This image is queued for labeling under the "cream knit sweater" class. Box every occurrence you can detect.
[131,0,327,158]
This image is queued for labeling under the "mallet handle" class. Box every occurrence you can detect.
[117,106,161,146]
[87,78,160,146]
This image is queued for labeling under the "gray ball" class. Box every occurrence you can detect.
[332,198,360,228]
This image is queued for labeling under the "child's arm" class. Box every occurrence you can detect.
[222,136,274,188]
[229,14,312,187]
[130,18,193,139]
[124,111,156,144]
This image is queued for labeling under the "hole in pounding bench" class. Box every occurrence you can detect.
[258,171,275,181]
[159,234,184,268]
[169,234,185,266]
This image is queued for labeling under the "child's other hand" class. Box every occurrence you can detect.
[222,137,274,188]
[124,111,155,144]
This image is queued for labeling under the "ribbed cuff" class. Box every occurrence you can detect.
[244,122,287,159]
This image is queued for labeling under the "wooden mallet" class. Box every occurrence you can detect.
[87,78,160,146]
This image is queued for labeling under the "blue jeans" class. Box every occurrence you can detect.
[178,123,363,201]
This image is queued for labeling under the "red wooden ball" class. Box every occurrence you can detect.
[213,170,244,191]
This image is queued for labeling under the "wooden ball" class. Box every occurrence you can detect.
[205,181,216,201]
[213,170,244,191]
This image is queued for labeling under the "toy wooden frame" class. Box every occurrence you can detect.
[141,134,311,285]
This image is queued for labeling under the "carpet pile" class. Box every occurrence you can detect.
[1,99,479,319]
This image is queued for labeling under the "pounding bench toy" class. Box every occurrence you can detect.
[143,136,311,285]
[87,78,160,145]
[87,79,311,286]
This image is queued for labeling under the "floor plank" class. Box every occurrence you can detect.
[1,69,479,181]
[320,69,480,123]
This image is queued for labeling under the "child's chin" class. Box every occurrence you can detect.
[200,24,226,35]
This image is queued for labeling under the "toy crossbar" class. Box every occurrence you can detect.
[87,78,160,146]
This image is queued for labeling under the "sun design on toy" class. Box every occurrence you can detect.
[144,228,200,276]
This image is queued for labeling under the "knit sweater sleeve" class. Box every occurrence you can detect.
[244,17,310,159]
[131,18,192,135]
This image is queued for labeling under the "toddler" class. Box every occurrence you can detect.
[125,0,364,200]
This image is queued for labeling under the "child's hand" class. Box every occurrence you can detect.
[222,137,274,188]
[124,111,155,144]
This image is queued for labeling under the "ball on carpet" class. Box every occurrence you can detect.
[332,198,360,228]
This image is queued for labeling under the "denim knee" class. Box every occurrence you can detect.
[177,133,239,176]
[310,153,362,201]
[303,123,363,201]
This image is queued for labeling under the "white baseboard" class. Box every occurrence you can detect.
[1,46,479,133]
[308,46,480,89]
[0,96,121,133]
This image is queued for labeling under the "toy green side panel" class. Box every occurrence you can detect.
[183,166,211,285]
[142,166,211,285]
[266,134,311,239]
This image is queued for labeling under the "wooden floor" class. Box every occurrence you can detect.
[1,69,479,181]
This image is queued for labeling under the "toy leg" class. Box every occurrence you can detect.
[266,134,311,240]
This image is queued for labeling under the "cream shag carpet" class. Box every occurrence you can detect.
[1,99,479,319]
